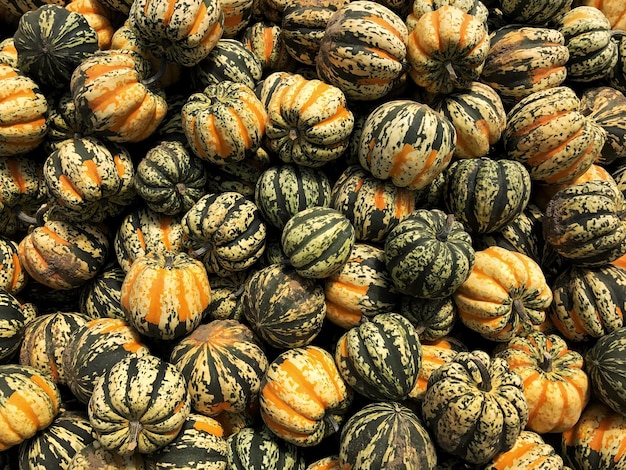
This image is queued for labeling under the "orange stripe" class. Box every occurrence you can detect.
[30,375,59,412]
[5,391,40,429]
[83,160,102,186]
[590,415,614,452]
[193,419,224,437]
[10,252,22,291]
[58,175,84,200]
[145,270,165,325]
[492,441,536,469]
[42,227,71,246]
[515,110,570,138]
[159,217,173,250]
[187,1,208,36]
[7,158,26,193]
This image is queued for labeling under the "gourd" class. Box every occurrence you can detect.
[400,295,457,341]
[406,0,489,31]
[0,289,28,362]
[65,0,114,49]
[484,431,569,470]
[241,21,296,75]
[500,0,573,25]
[67,440,146,469]
[580,86,626,164]
[78,262,128,320]
[226,426,306,470]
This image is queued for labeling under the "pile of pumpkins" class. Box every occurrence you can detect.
[2,0,626,467]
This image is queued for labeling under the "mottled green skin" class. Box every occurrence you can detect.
[227,426,305,470]
[586,328,626,416]
[401,295,456,342]
[581,86,626,165]
[339,402,437,470]
[282,4,336,66]
[0,155,45,212]
[0,289,26,362]
[483,431,568,470]
[78,263,127,320]
[45,91,91,152]
[0,236,27,295]
[501,0,572,25]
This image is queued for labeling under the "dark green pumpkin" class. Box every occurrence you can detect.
[227,426,305,470]
[400,294,457,342]
[443,157,532,234]
[135,140,208,216]
[241,263,326,349]
[339,401,437,470]
[0,289,27,363]
[13,4,99,89]
[78,262,126,320]
[586,327,626,416]
[384,208,475,298]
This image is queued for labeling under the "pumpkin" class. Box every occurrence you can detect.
[400,295,457,342]
[19,311,89,385]
[0,289,28,362]
[324,243,398,329]
[114,206,185,273]
[259,345,352,446]
[68,440,146,469]
[62,317,150,404]
[543,180,626,266]
[550,264,626,342]
[226,426,306,470]
[78,262,127,320]
[127,0,224,67]
[169,319,269,416]
[88,354,191,456]
[358,99,456,191]
[254,164,331,230]
[577,0,626,30]
[241,21,296,75]
[406,5,490,94]
[443,157,532,234]
[265,76,354,168]
[585,327,626,417]
[580,86,626,164]
[181,192,267,277]
[65,0,114,49]
[0,236,28,294]
[484,430,569,470]
[144,414,228,470]
[17,409,97,470]
[501,0,573,25]
[241,263,326,348]
[339,401,437,470]
[494,331,590,433]
[406,0,489,31]
[480,25,570,105]
[335,312,422,401]
[134,140,208,216]
[384,208,475,299]
[70,49,167,143]
[0,38,18,67]
[182,81,266,166]
[205,270,248,321]
[221,0,254,38]
[120,250,211,341]
[315,0,408,101]
[0,364,62,451]
[561,401,626,470]
[453,246,553,342]
[503,86,606,185]
[428,81,507,160]
[422,350,529,464]
[0,64,48,157]
[43,136,136,222]
[281,206,355,279]
[13,4,99,89]
[18,219,110,290]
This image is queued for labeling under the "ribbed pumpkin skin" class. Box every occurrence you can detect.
[0,364,62,451]
[578,0,626,30]
[241,263,326,348]
[485,431,568,470]
[423,350,528,465]
[205,270,247,321]
[17,410,96,470]
[259,345,352,447]
[65,0,114,49]
[324,243,398,329]
[254,164,331,230]
[182,81,266,166]
[494,331,590,434]
[265,77,354,168]
[14,4,99,89]
[443,157,531,234]
[114,206,185,273]
[88,354,191,456]
[0,38,18,67]
[503,87,605,185]
[43,136,136,222]
[241,21,295,75]
[453,246,553,342]
[62,317,150,405]
[182,192,267,276]
[315,0,408,101]
[0,236,27,295]
[0,289,27,362]
[79,263,128,320]
[561,401,626,470]
[144,414,228,470]
[128,0,223,67]
[330,165,425,243]
[581,86,626,164]
[18,219,109,290]
[135,140,208,216]
[543,180,626,266]
[19,311,89,386]
[480,25,569,104]
[550,264,626,342]
[204,147,271,200]
[169,320,269,417]
[358,100,456,191]
[120,251,211,341]
[70,49,168,143]
[401,295,457,342]
[407,6,490,94]
[226,426,306,470]
[339,401,437,470]
[586,327,626,416]
[407,0,489,30]
[335,312,422,401]
[281,206,355,279]
[384,208,475,298]
[0,64,48,157]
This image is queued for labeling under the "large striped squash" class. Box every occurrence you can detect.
[226,426,305,470]
[358,100,456,191]
[169,319,269,417]
[315,0,408,101]
[339,401,437,470]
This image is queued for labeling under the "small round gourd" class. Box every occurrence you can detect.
[586,327,626,417]
[281,206,355,279]
[406,0,488,31]
[581,87,626,166]
[65,0,115,49]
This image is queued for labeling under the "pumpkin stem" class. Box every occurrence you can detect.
[191,242,212,258]
[512,298,530,324]
[444,61,458,84]
[13,206,39,227]
[230,284,245,300]
[436,214,456,241]
[324,413,340,434]
[126,420,143,452]
[142,58,167,87]
[540,349,553,373]
[474,356,492,392]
